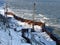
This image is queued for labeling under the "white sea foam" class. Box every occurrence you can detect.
[38,14,60,28]
[39,14,44,17]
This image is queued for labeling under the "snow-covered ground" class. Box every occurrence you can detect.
[0,14,56,45]
[31,32,56,45]
[0,14,31,45]
[0,8,56,45]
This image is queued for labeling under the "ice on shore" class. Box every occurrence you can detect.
[0,14,56,45]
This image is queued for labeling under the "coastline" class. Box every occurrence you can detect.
[5,12,60,45]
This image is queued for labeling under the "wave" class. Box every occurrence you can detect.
[38,14,60,29]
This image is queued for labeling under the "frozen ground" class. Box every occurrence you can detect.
[0,14,31,45]
[0,14,56,45]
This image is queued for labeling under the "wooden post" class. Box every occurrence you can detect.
[32,3,36,31]
[4,2,8,31]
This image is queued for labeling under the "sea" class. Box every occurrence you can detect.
[0,0,60,39]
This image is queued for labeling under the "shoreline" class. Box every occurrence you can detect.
[5,12,60,45]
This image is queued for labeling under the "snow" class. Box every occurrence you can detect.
[0,9,4,15]
[0,16,31,45]
[0,8,56,45]
[21,43,31,45]
[34,25,42,32]
[7,15,14,17]
[31,32,56,45]
[0,29,30,45]
[0,30,10,45]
